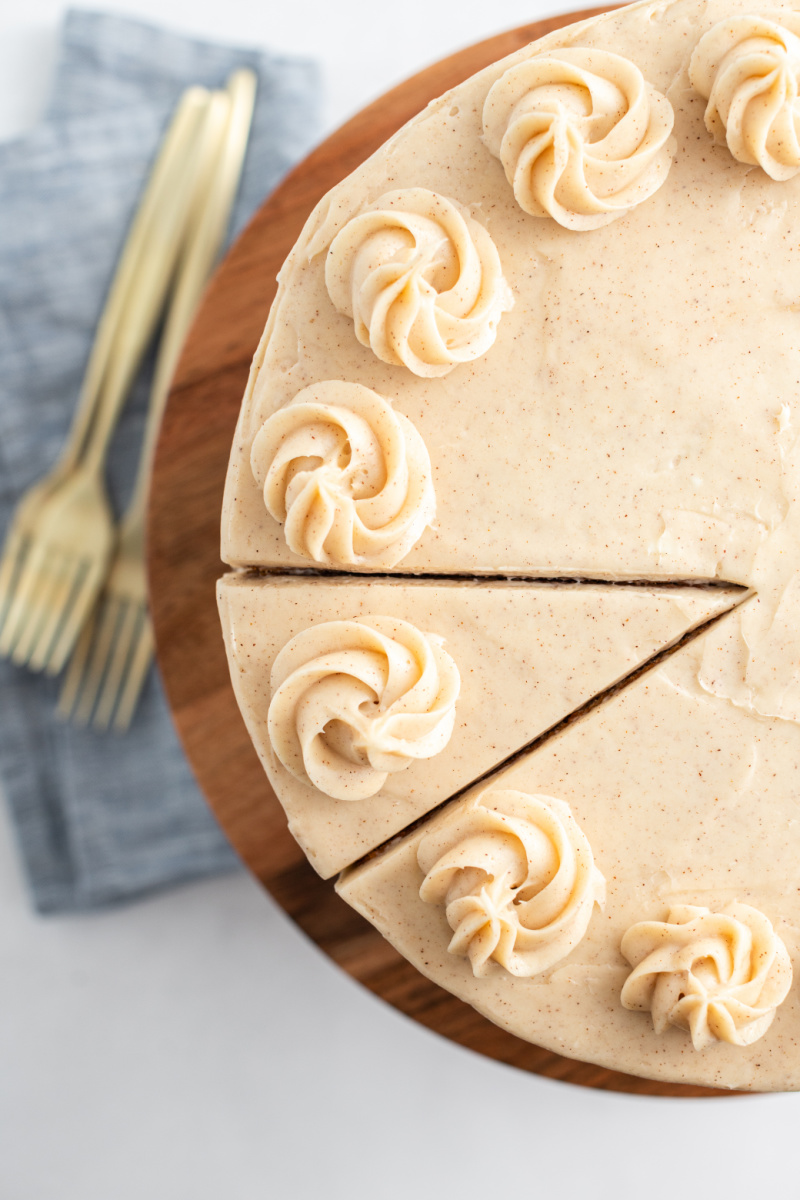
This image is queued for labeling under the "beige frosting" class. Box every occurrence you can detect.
[418,789,605,977]
[250,380,434,568]
[267,616,460,801]
[221,0,800,1091]
[324,188,514,376]
[690,13,800,179]
[620,902,793,1050]
[482,48,675,229]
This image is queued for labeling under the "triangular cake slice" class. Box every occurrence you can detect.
[218,573,741,877]
[337,612,800,1092]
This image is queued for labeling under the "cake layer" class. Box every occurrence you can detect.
[218,573,741,876]
[337,614,800,1092]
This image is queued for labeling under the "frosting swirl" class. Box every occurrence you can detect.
[267,617,460,801]
[482,48,675,230]
[324,188,513,377]
[690,15,800,180]
[250,381,435,568]
[621,903,792,1050]
[418,789,605,977]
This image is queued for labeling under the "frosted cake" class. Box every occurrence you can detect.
[219,0,800,1090]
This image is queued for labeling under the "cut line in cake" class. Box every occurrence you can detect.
[243,568,751,588]
[219,572,748,877]
[337,600,800,1091]
[335,583,753,873]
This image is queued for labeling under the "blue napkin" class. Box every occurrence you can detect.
[0,10,320,912]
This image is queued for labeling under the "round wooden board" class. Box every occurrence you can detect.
[148,8,730,1097]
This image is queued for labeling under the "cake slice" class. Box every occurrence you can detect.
[218,573,741,876]
[337,614,800,1091]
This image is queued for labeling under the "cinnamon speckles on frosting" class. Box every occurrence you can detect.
[621,902,792,1050]
[418,789,605,978]
[267,617,460,802]
[324,188,513,376]
[690,13,800,179]
[250,381,435,569]
[482,48,675,229]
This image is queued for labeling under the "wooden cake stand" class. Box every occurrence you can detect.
[148,8,727,1097]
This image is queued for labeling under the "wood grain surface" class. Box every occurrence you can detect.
[147,8,730,1097]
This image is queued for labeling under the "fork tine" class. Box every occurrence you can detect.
[73,596,122,725]
[57,611,96,720]
[113,615,154,732]
[28,552,86,672]
[10,551,68,666]
[94,600,141,729]
[0,540,50,657]
[45,558,105,677]
[0,525,29,629]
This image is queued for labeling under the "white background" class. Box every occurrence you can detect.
[3,2,800,1198]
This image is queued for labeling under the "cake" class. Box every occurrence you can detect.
[219,0,800,1090]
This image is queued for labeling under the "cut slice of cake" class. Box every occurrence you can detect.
[337,612,800,1092]
[218,573,741,876]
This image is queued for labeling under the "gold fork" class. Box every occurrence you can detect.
[0,86,209,654]
[59,68,257,730]
[0,85,217,675]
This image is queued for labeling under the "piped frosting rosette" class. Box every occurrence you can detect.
[690,14,800,180]
[482,48,675,230]
[417,789,605,978]
[621,903,792,1050]
[267,617,460,802]
[250,381,435,568]
[324,188,514,377]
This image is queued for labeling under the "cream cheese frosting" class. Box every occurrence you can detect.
[267,617,460,802]
[690,13,800,179]
[482,48,675,229]
[324,188,514,376]
[620,902,793,1050]
[219,0,800,1091]
[418,789,605,977]
[250,380,435,568]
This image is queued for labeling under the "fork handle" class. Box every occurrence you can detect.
[125,69,258,531]
[56,87,211,480]
[80,89,227,479]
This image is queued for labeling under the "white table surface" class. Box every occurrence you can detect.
[3,3,800,1197]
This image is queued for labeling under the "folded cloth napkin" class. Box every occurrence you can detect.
[0,9,320,912]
